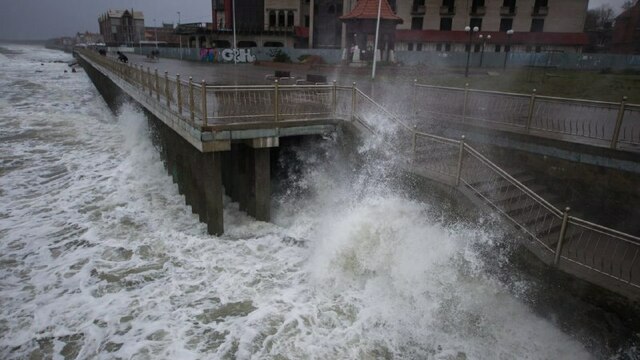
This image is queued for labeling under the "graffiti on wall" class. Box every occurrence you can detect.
[199,48,256,63]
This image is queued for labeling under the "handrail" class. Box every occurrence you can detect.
[416,82,639,107]
[355,89,414,133]
[568,216,640,246]
[462,144,563,216]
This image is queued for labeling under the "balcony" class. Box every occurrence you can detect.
[532,6,548,16]
[500,6,517,16]
[470,6,486,16]
[412,5,426,14]
[440,6,455,15]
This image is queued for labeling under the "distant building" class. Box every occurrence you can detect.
[611,1,640,54]
[75,32,105,46]
[144,23,181,45]
[98,9,145,46]
[394,0,590,54]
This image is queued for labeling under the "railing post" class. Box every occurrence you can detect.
[456,135,466,186]
[201,80,207,126]
[554,207,571,266]
[189,77,195,123]
[411,78,418,115]
[165,71,170,107]
[351,82,357,121]
[176,74,182,115]
[332,80,337,117]
[462,83,469,121]
[155,69,160,102]
[274,79,280,122]
[147,67,152,96]
[411,125,418,164]
[611,96,627,149]
[526,88,537,132]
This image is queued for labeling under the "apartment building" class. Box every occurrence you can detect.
[98,9,145,46]
[394,0,589,53]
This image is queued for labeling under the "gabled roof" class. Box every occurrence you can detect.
[340,0,403,23]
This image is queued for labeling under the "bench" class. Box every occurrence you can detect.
[265,70,296,84]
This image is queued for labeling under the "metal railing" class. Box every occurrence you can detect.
[78,49,640,296]
[411,82,640,151]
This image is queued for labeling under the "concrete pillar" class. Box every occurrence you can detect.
[203,152,224,235]
[249,148,271,222]
[309,0,314,48]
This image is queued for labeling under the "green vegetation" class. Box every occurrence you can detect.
[271,49,291,63]
[413,68,640,103]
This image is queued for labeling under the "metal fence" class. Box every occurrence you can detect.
[78,48,640,298]
[412,82,640,151]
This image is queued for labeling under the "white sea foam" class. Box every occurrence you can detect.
[0,45,597,359]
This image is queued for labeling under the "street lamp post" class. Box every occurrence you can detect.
[154,18,158,49]
[177,11,182,60]
[371,0,382,80]
[503,29,514,70]
[464,26,479,78]
[478,34,491,67]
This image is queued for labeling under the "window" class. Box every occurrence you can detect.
[500,18,513,32]
[474,44,481,52]
[505,45,512,52]
[445,43,452,51]
[436,43,443,51]
[304,15,310,27]
[412,17,424,30]
[287,12,294,27]
[408,43,414,51]
[328,4,335,14]
[534,0,547,7]
[525,45,532,52]
[440,18,453,31]
[269,11,276,27]
[237,41,257,48]
[465,44,471,52]
[470,18,483,30]
[263,41,284,47]
[535,46,542,53]
[416,43,423,51]
[531,18,544,32]
[278,11,285,26]
[495,45,502,52]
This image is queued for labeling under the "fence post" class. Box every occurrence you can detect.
[456,135,466,186]
[351,82,357,121]
[274,79,280,122]
[165,71,170,107]
[411,125,418,164]
[176,74,182,115]
[201,80,207,126]
[412,79,418,115]
[147,67,152,96]
[155,69,160,101]
[332,80,337,117]
[462,83,469,121]
[526,89,537,132]
[611,96,627,149]
[189,77,195,123]
[554,207,571,266]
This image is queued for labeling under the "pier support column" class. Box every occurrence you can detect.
[243,147,271,222]
[203,152,224,235]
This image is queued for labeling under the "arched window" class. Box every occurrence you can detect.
[287,12,294,27]
[269,11,276,27]
[278,11,285,27]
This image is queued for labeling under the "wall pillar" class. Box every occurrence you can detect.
[203,152,224,235]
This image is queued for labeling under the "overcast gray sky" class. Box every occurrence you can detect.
[0,0,633,40]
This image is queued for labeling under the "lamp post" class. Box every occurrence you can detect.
[153,18,158,49]
[503,29,514,70]
[371,0,382,80]
[478,34,491,67]
[464,26,479,78]
[177,11,182,60]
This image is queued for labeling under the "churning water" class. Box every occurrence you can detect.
[0,45,629,359]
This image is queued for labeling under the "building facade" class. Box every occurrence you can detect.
[98,9,145,46]
[205,0,588,53]
[394,0,589,53]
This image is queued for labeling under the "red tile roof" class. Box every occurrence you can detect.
[395,30,589,46]
[340,0,403,23]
